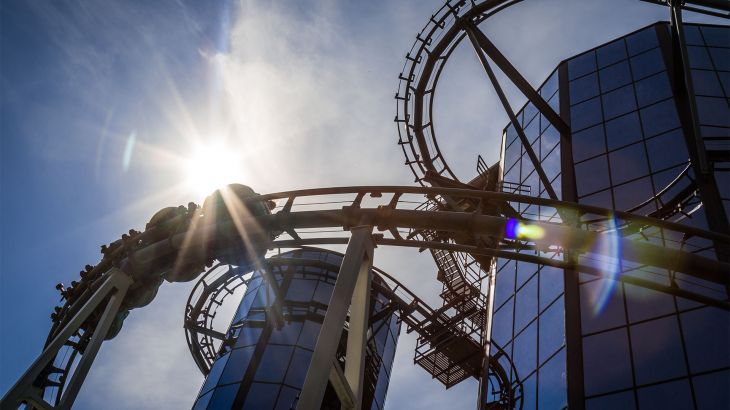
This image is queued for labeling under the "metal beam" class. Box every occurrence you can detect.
[463,25,560,202]
[296,226,375,410]
[329,360,356,410]
[1,268,132,410]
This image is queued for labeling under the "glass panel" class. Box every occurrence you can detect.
[269,321,302,345]
[605,112,642,150]
[683,25,704,46]
[597,39,627,68]
[575,155,611,197]
[646,129,688,172]
[570,96,602,131]
[580,279,626,334]
[583,328,633,396]
[639,99,680,137]
[609,142,649,185]
[634,72,672,108]
[629,48,664,80]
[297,320,321,350]
[708,47,730,71]
[513,320,537,378]
[693,369,730,410]
[599,60,632,92]
[492,298,514,345]
[586,391,636,410]
[602,84,636,120]
[696,96,730,127]
[193,389,214,410]
[285,278,317,302]
[691,69,724,97]
[539,265,564,312]
[275,386,300,410]
[637,379,693,410]
[572,124,606,162]
[687,46,713,69]
[219,346,255,385]
[680,307,730,373]
[254,344,294,383]
[568,51,597,80]
[243,382,280,409]
[515,274,538,333]
[537,348,567,409]
[519,372,537,410]
[700,26,730,47]
[626,27,658,56]
[630,317,687,385]
[235,325,263,348]
[516,261,538,289]
[624,283,675,323]
[540,125,559,160]
[539,296,564,364]
[313,281,333,305]
[284,347,313,387]
[199,352,230,396]
[495,262,515,308]
[208,384,241,409]
[570,72,600,104]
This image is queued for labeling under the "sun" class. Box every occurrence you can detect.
[181,142,244,200]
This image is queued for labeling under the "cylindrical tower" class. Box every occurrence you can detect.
[191,248,400,410]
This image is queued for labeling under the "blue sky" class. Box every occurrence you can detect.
[0,1,725,409]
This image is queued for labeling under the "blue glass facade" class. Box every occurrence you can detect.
[192,248,400,409]
[493,22,729,410]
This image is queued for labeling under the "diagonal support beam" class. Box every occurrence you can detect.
[297,226,375,410]
[463,21,570,136]
[464,25,560,201]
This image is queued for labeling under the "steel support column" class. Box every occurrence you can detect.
[464,25,560,201]
[1,268,132,410]
[296,226,375,410]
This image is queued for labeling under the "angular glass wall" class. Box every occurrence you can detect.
[565,23,730,409]
[490,67,568,410]
[192,248,400,410]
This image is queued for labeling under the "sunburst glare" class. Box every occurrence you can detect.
[181,142,245,200]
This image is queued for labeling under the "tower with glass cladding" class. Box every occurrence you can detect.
[192,248,400,410]
[489,22,729,410]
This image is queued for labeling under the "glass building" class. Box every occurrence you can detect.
[490,22,729,409]
[192,248,400,410]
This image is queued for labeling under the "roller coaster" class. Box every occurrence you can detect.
[2,0,728,409]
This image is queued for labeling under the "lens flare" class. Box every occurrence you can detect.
[586,216,622,315]
[504,218,546,240]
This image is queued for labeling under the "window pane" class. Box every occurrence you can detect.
[539,265,564,312]
[602,85,636,120]
[539,296,565,364]
[570,72,600,104]
[540,125,560,160]
[297,320,321,350]
[693,369,730,410]
[219,346,255,385]
[637,379,693,410]
[516,261,538,289]
[680,307,730,373]
[687,46,713,69]
[629,48,664,79]
[569,51,597,80]
[199,352,230,396]
[586,391,636,410]
[579,189,612,208]
[275,386,300,410]
[683,25,704,46]
[646,129,688,172]
[513,320,537,378]
[492,298,514,345]
[597,39,627,68]
[640,99,680,137]
[609,142,649,185]
[580,279,626,334]
[696,96,730,128]
[612,177,653,211]
[634,72,672,107]
[243,383,280,409]
[599,60,632,92]
[572,124,606,162]
[708,47,730,71]
[700,26,730,47]
[208,384,241,409]
[269,321,302,345]
[605,112,642,150]
[254,344,294,383]
[575,155,611,196]
[624,283,676,323]
[583,328,634,396]
[571,97,602,131]
[515,274,538,333]
[286,278,317,302]
[537,348,567,409]
[235,325,263,348]
[692,69,724,97]
[626,27,658,56]
[495,262,515,308]
[284,347,313,387]
[630,317,687,385]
